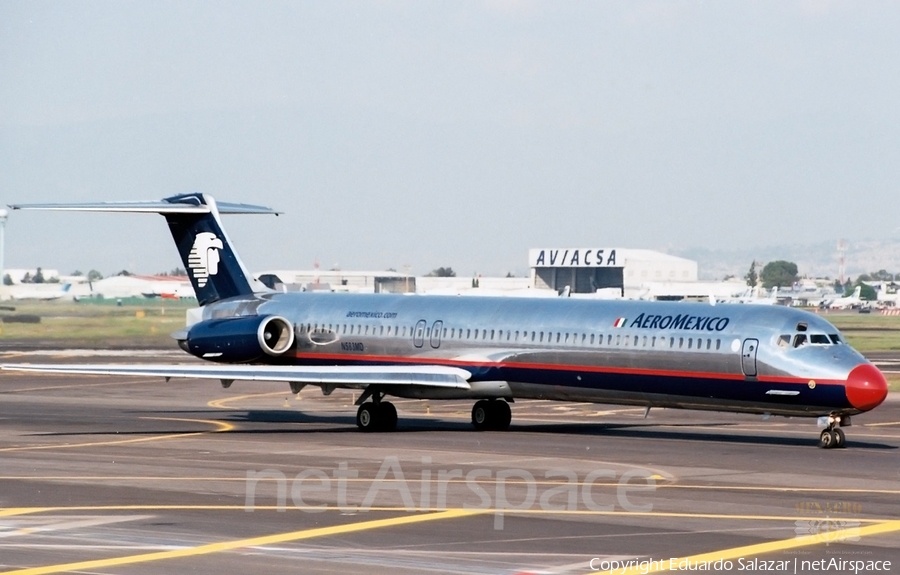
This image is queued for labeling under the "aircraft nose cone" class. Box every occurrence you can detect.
[845,363,888,411]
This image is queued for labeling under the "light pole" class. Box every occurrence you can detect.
[0,208,7,286]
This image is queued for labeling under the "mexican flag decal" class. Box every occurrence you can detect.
[613,317,627,328]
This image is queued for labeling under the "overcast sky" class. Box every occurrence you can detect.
[2,1,899,278]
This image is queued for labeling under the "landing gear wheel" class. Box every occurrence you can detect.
[819,428,846,449]
[377,402,398,431]
[356,403,378,432]
[818,429,834,449]
[471,400,512,431]
[472,400,491,431]
[492,400,511,431]
[832,427,846,448]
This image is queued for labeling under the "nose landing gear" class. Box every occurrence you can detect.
[818,414,848,449]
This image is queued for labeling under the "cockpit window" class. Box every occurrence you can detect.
[810,334,830,345]
[796,322,808,332]
[829,334,842,344]
[777,334,791,348]
[792,334,808,348]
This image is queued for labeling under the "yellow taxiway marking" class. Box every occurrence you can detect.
[2,475,898,496]
[590,520,900,575]
[0,508,482,575]
[1,380,147,393]
[207,391,287,409]
[0,505,891,525]
[0,417,233,453]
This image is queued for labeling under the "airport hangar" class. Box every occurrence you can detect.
[528,248,698,298]
[255,248,702,299]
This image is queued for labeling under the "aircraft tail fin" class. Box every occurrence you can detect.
[10,193,280,306]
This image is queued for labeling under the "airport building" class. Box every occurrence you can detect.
[255,270,416,294]
[529,248,698,296]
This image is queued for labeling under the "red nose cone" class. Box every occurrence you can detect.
[845,363,888,411]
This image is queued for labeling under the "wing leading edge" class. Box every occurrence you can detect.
[0,364,472,389]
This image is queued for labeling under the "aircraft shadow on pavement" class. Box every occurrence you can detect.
[41,408,888,450]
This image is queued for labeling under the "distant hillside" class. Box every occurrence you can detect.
[675,239,900,281]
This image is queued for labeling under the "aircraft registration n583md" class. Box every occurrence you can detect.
[2,193,888,448]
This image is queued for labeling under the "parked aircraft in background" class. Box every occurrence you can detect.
[5,283,72,301]
[746,286,778,305]
[2,194,888,449]
[721,286,779,305]
[826,286,863,310]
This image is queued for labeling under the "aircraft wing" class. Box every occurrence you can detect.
[0,363,471,389]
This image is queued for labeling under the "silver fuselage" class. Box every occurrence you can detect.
[196,292,876,418]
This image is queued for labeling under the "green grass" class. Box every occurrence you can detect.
[815,311,900,352]
[4,301,900,355]
[0,300,195,347]
[884,374,900,393]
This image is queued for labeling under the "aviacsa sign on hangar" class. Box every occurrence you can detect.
[529,248,698,295]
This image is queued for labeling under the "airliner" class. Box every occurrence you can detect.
[827,286,863,310]
[719,286,778,305]
[2,194,888,449]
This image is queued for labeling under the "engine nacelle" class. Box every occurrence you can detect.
[180,315,295,363]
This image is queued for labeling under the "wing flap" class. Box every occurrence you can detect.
[0,363,471,389]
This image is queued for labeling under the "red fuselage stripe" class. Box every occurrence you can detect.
[292,352,845,386]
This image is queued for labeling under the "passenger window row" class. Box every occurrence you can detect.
[297,323,724,351]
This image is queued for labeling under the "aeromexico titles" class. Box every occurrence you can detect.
[3,194,888,449]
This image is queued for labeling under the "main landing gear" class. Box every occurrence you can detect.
[354,386,397,432]
[818,414,848,449]
[356,401,398,432]
[471,399,512,431]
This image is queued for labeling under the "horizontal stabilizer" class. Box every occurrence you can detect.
[10,193,279,306]
[9,200,280,215]
[0,363,472,389]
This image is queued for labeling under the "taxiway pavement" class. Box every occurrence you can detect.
[0,351,898,574]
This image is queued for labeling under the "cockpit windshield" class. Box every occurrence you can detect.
[781,332,842,349]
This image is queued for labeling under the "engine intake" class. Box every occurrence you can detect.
[181,315,295,362]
